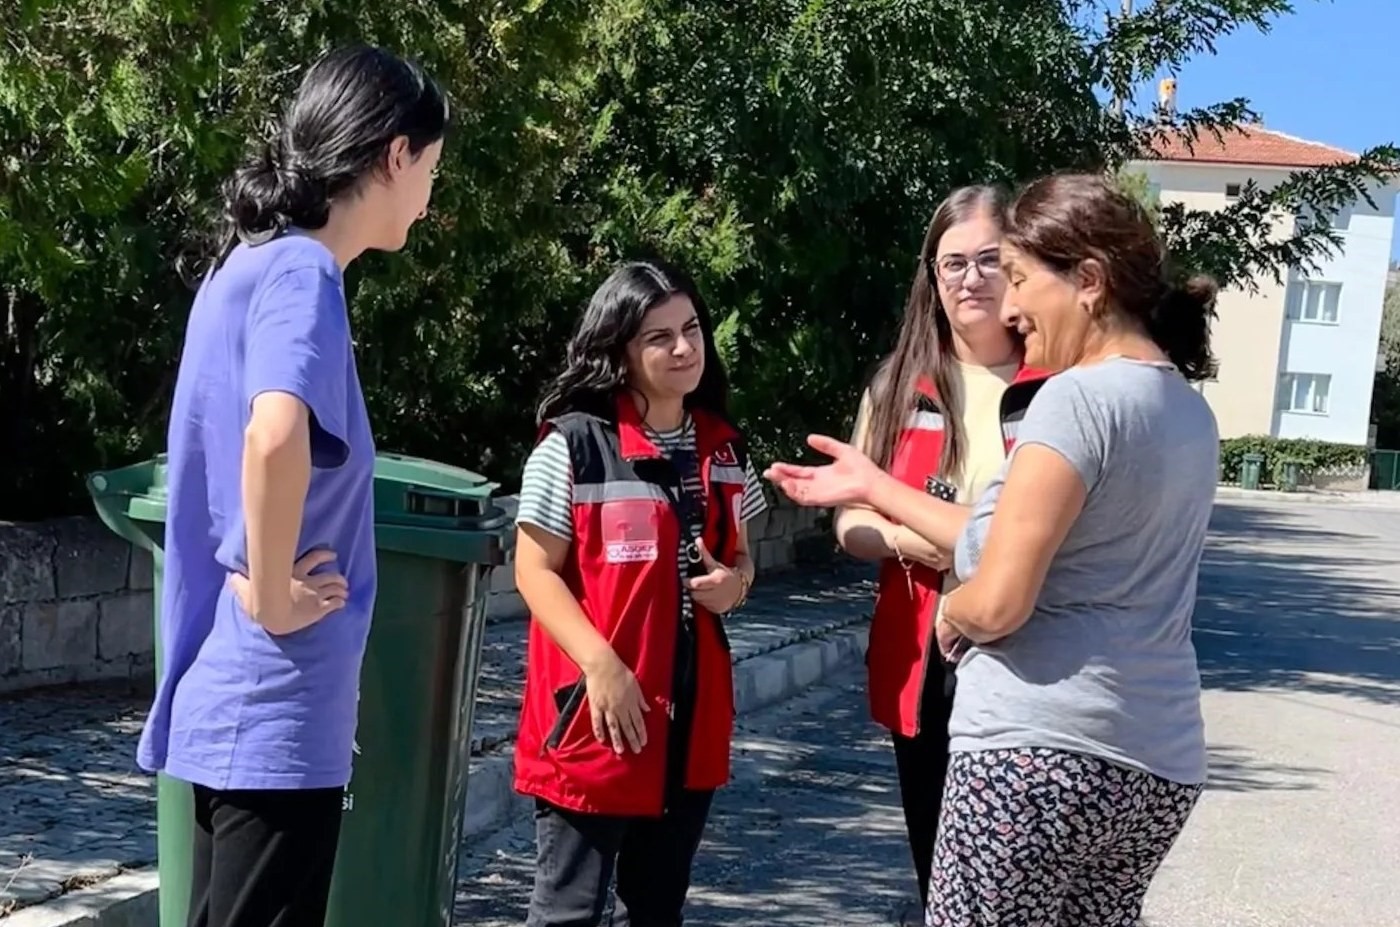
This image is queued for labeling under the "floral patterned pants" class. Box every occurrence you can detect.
[926,748,1201,927]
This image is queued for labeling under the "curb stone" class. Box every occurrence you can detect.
[1214,485,1400,508]
[9,623,870,927]
[5,872,158,927]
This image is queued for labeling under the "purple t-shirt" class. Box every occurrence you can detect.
[137,234,378,790]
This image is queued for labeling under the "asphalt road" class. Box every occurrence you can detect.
[453,497,1400,927]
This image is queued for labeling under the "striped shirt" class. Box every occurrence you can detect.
[517,416,768,623]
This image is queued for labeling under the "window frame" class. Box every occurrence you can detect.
[1278,372,1332,415]
[1287,280,1343,325]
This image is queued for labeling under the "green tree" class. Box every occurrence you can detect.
[0,0,611,518]
[3,0,1398,518]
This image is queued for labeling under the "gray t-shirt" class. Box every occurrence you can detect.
[951,357,1218,785]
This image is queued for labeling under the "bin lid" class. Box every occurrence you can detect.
[372,453,510,565]
[373,453,503,529]
[88,453,512,564]
[87,455,171,524]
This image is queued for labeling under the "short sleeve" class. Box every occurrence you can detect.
[244,264,351,467]
[739,460,769,523]
[1009,374,1108,493]
[516,431,575,540]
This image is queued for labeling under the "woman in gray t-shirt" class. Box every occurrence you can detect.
[767,173,1219,926]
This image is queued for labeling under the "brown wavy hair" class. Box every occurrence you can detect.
[1004,173,1217,381]
[861,185,1012,478]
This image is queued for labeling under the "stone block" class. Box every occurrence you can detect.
[52,518,130,599]
[127,545,155,591]
[772,537,797,570]
[21,600,98,672]
[0,605,20,675]
[755,537,796,572]
[98,591,156,660]
[745,509,771,542]
[0,522,57,604]
[763,505,792,540]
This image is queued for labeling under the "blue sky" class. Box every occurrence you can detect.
[1128,0,1400,257]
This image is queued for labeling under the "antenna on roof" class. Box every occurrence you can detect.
[1157,78,1177,123]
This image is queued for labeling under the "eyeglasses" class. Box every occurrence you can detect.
[930,250,1002,285]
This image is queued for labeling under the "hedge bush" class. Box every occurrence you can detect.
[1219,435,1369,485]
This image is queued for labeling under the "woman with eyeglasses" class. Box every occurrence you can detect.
[770,174,1217,926]
[832,185,1048,918]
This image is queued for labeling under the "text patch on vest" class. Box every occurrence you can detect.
[601,499,661,563]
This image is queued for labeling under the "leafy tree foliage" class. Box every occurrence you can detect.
[1371,279,1400,449]
[2,0,1397,518]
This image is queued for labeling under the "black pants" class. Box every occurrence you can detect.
[187,784,344,927]
[527,789,715,927]
[890,660,956,909]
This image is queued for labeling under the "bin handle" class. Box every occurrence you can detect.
[86,474,159,553]
[404,487,485,518]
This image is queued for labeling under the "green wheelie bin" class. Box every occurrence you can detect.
[87,452,509,927]
[1239,452,1265,491]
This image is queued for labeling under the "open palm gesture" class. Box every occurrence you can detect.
[764,434,885,508]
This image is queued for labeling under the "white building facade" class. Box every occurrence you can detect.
[1129,125,1396,448]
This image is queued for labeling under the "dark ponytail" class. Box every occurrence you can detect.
[1149,274,1219,382]
[1006,174,1220,382]
[204,44,449,271]
[220,137,333,252]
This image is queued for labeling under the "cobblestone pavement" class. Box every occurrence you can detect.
[9,495,1400,923]
[454,499,1400,927]
[0,562,876,916]
[453,664,920,927]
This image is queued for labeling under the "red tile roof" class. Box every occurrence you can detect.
[1148,125,1356,169]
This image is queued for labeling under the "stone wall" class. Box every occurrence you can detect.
[1310,465,1370,492]
[0,519,156,695]
[0,495,828,695]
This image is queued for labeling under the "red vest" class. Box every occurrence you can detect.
[513,396,747,816]
[866,364,1049,736]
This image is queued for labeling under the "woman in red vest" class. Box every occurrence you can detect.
[512,259,768,927]
[833,185,1047,915]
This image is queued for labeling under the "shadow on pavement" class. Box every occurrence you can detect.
[1194,503,1400,708]
[1204,743,1328,793]
[456,678,914,926]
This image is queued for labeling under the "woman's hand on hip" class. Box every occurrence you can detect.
[229,548,347,635]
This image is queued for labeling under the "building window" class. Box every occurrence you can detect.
[1279,373,1331,414]
[1287,281,1342,324]
[1298,203,1351,231]
[1225,183,1242,199]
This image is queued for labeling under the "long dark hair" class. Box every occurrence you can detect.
[863,185,1012,476]
[537,259,731,425]
[208,45,448,269]
[1004,174,1217,380]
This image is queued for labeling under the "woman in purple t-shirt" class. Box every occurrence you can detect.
[141,46,447,927]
